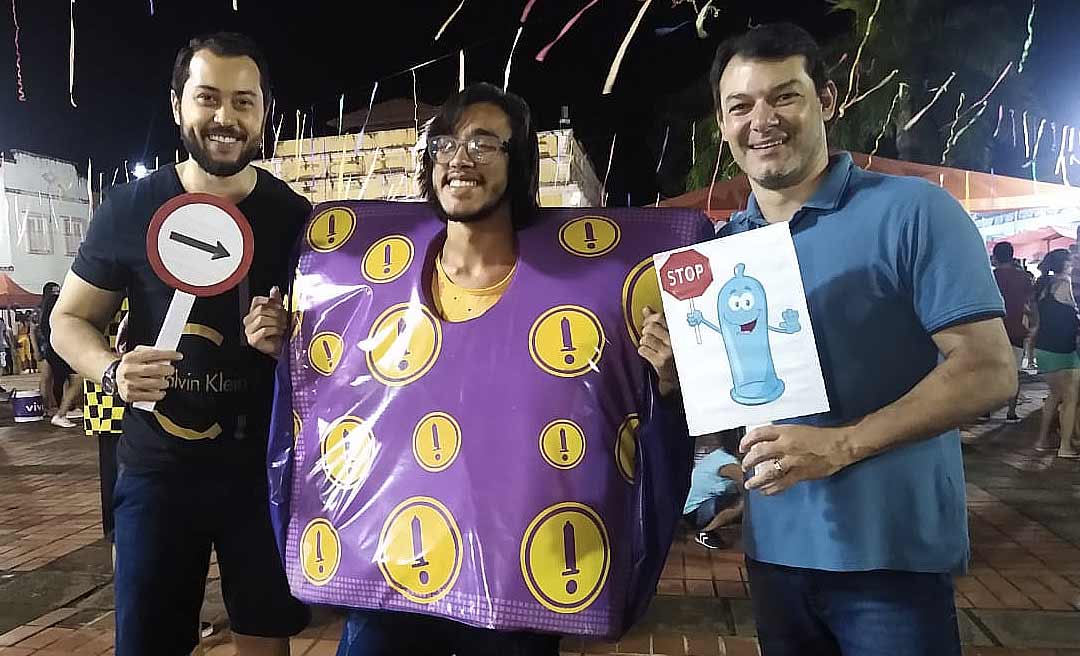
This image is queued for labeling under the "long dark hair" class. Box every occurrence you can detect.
[1036,248,1071,301]
[418,83,540,230]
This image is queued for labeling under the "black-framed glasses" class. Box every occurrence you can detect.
[428,134,510,164]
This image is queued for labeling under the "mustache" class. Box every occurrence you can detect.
[202,126,249,141]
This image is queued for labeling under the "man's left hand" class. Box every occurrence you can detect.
[740,424,856,495]
[638,306,679,397]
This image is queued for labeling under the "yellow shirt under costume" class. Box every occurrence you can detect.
[431,256,517,323]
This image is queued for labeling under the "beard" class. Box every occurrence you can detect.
[432,185,510,225]
[179,120,262,178]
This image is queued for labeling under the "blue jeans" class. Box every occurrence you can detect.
[113,468,309,655]
[746,558,961,656]
[336,610,561,656]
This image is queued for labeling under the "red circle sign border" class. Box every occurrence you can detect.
[145,193,254,297]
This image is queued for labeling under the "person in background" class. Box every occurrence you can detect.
[0,318,13,376]
[16,312,38,374]
[1032,248,1080,458]
[992,241,1033,421]
[683,448,744,549]
[39,282,83,428]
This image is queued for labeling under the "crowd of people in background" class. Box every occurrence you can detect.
[993,240,1080,458]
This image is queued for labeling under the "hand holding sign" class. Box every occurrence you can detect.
[136,193,254,412]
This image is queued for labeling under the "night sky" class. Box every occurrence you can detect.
[0,0,1077,204]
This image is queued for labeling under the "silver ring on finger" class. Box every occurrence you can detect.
[772,458,784,475]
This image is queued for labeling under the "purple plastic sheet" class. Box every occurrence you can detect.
[268,200,712,638]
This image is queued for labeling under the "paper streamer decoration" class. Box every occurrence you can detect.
[992,104,1004,139]
[459,50,465,92]
[601,133,616,207]
[69,0,76,107]
[868,82,906,164]
[602,0,653,95]
[149,0,154,16]
[941,92,965,165]
[536,0,600,62]
[1023,110,1031,158]
[1055,125,1070,185]
[903,72,956,131]
[11,0,26,101]
[504,25,524,91]
[435,0,466,41]
[655,125,670,174]
[519,0,539,22]
[694,0,717,39]
[1018,0,1035,74]
[842,69,898,114]
[839,0,882,116]
[690,122,696,166]
[87,158,93,216]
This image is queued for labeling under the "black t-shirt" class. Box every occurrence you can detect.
[72,165,310,474]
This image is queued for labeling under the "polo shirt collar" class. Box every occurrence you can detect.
[738,151,856,227]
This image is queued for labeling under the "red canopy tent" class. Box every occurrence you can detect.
[0,274,41,308]
[661,152,1080,222]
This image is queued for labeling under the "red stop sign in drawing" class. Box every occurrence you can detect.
[659,249,714,300]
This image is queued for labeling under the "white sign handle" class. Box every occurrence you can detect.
[132,290,195,412]
[689,298,702,345]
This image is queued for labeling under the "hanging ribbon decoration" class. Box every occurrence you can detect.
[601,133,617,207]
[520,0,540,22]
[903,72,956,131]
[1017,0,1035,74]
[940,92,965,165]
[435,0,466,41]
[11,0,26,101]
[504,25,524,91]
[842,68,898,114]
[459,49,465,91]
[603,0,653,95]
[690,122,696,166]
[655,125,670,174]
[992,104,1004,139]
[694,0,718,39]
[87,158,93,216]
[69,0,77,107]
[149,0,154,16]
[536,0,601,62]
[838,0,882,117]
[868,82,907,166]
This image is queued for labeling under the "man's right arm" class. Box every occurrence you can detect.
[50,272,123,384]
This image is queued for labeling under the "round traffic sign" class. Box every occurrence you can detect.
[146,193,254,297]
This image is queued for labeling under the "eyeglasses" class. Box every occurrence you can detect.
[428,134,510,165]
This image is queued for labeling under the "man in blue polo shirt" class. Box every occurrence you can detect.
[705,23,1016,655]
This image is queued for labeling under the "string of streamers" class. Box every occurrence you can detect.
[842,68,898,113]
[85,157,92,217]
[992,104,1004,139]
[603,0,653,95]
[11,0,26,101]
[69,0,76,107]
[520,0,540,22]
[902,72,956,131]
[955,62,1013,125]
[435,0,466,41]
[233,0,238,10]
[149,0,153,16]
[940,92,965,165]
[355,81,380,160]
[459,49,465,91]
[262,97,275,159]
[1030,118,1046,163]
[826,52,849,76]
[536,0,601,62]
[690,122,696,166]
[1054,125,1070,185]
[337,94,344,137]
[601,133,617,207]
[336,94,347,192]
[1071,126,1079,167]
[272,113,284,159]
[1017,0,1035,74]
[694,0,719,38]
[1051,122,1058,153]
[411,70,419,135]
[1022,110,1030,158]
[949,100,991,147]
[1010,109,1016,148]
[504,25,524,91]
[655,125,670,173]
[838,0,882,117]
[868,82,906,166]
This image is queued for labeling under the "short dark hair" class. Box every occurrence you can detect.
[709,22,828,108]
[419,83,539,230]
[992,241,1015,264]
[171,32,271,108]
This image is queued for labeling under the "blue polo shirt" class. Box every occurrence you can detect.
[720,153,1003,574]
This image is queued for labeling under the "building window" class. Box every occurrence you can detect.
[62,216,85,255]
[24,213,52,255]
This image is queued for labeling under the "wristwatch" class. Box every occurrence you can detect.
[101,359,121,397]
